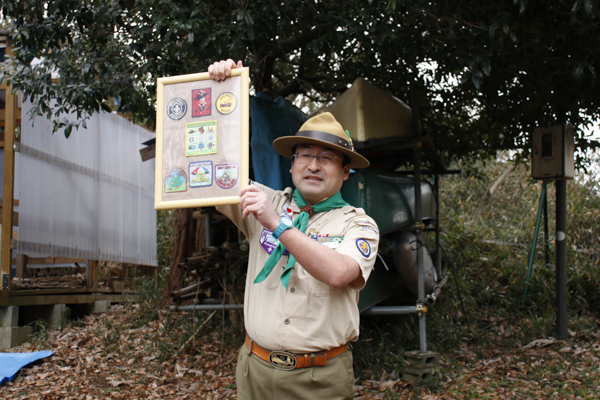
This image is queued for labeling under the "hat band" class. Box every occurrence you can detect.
[296,130,353,151]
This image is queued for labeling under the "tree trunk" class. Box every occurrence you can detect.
[164,208,206,298]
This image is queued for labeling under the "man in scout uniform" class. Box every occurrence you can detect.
[209,59,380,400]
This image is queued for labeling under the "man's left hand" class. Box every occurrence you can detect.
[208,59,243,81]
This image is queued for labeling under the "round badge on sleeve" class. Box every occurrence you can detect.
[356,239,371,258]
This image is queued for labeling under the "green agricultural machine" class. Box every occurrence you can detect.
[329,78,446,314]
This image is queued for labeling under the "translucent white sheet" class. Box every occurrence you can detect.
[17,103,157,266]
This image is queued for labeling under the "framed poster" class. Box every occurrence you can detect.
[154,68,250,210]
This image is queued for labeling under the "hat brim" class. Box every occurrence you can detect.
[272,136,370,169]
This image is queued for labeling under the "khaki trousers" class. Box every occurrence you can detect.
[236,344,354,400]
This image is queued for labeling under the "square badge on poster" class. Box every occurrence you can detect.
[154,68,249,209]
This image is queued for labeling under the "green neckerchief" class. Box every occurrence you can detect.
[254,189,349,289]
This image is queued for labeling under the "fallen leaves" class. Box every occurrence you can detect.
[524,337,555,349]
[2,304,600,399]
[0,305,239,399]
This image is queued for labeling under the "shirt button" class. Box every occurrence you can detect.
[290,287,296,293]
[284,318,290,325]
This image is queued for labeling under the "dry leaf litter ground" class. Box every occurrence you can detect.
[1,304,600,399]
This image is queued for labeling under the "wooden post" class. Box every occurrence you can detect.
[15,254,28,279]
[1,41,16,292]
[86,259,98,289]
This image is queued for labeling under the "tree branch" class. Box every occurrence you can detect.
[277,24,333,54]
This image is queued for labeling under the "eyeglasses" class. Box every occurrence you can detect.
[292,149,343,166]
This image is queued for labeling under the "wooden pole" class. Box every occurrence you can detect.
[86,259,98,289]
[1,41,16,291]
[15,254,28,279]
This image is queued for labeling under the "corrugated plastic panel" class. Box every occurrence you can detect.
[17,103,157,266]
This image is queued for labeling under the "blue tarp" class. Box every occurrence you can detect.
[250,92,308,190]
[0,351,54,385]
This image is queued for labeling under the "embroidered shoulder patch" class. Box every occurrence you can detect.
[356,239,371,258]
[354,218,379,235]
[354,218,377,228]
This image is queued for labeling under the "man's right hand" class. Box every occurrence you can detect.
[208,59,244,81]
[239,185,280,232]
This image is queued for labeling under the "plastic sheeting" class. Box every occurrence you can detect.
[249,93,308,190]
[0,351,53,385]
[17,103,157,266]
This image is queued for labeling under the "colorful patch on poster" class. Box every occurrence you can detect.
[167,98,187,120]
[356,239,371,258]
[216,92,237,115]
[192,88,211,117]
[215,163,239,189]
[164,168,187,193]
[189,160,213,188]
[185,120,217,156]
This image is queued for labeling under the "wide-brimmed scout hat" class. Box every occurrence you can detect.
[272,112,370,169]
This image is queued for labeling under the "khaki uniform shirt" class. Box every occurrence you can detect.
[217,183,379,353]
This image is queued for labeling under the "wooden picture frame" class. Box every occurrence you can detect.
[154,68,249,210]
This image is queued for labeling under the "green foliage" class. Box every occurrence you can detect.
[440,154,600,316]
[354,153,600,385]
[127,276,161,329]
[27,319,50,350]
[157,209,175,272]
[2,0,600,163]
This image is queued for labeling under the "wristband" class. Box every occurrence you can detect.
[272,216,293,239]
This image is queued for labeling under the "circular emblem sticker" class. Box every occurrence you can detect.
[167,98,187,120]
[356,239,371,258]
[216,92,237,115]
[215,163,239,189]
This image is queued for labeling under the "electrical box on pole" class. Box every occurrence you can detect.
[530,124,575,340]
[531,125,575,180]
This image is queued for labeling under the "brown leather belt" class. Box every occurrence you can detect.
[245,334,348,371]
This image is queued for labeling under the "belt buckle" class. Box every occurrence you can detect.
[269,350,297,371]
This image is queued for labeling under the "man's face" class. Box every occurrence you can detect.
[289,144,351,205]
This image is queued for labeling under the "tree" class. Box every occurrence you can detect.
[4,0,600,293]
[3,0,600,161]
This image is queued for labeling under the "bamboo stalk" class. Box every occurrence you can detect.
[171,279,210,298]
[179,291,209,301]
[222,242,248,252]
[185,256,206,266]
[178,310,217,353]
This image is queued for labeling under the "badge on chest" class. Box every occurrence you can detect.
[309,230,343,249]
[260,203,293,254]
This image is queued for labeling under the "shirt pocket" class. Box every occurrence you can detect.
[256,256,288,290]
[306,274,346,297]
